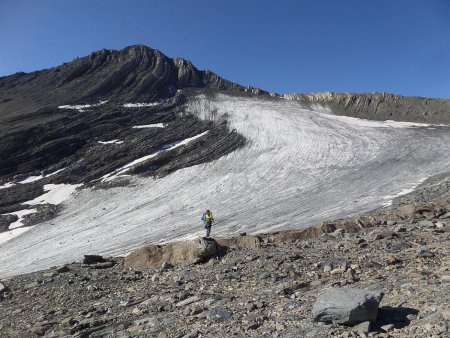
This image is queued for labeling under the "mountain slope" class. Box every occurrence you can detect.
[0,45,449,277]
[0,45,266,120]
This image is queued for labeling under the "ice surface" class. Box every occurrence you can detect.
[123,103,159,108]
[0,227,33,245]
[381,178,427,206]
[132,123,165,129]
[1,95,450,277]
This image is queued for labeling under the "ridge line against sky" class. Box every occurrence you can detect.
[1,0,449,98]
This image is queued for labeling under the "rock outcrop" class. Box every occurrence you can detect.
[284,92,450,123]
[124,237,219,269]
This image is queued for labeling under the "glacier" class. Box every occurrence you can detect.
[0,94,449,278]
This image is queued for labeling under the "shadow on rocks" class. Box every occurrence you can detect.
[375,306,419,330]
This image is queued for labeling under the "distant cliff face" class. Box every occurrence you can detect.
[283,92,450,124]
[0,45,266,119]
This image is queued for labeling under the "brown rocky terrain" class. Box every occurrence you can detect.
[0,195,449,338]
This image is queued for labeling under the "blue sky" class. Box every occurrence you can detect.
[1,0,449,97]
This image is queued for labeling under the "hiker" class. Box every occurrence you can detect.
[201,210,214,237]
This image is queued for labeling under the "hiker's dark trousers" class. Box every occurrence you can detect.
[205,221,212,237]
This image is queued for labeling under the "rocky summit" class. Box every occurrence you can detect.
[0,45,449,337]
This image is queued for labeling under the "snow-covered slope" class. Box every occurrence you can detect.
[1,94,449,277]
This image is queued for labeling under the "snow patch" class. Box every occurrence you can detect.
[5,209,38,230]
[58,100,107,112]
[0,182,15,190]
[99,140,124,145]
[18,169,65,184]
[132,123,165,129]
[123,103,159,108]
[23,184,82,206]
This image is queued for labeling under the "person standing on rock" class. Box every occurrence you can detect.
[202,210,214,237]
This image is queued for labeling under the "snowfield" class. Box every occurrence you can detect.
[1,95,450,277]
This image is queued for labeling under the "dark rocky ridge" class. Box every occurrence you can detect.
[284,92,450,123]
[0,45,266,120]
[0,45,257,231]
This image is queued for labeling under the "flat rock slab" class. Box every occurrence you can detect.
[312,288,384,325]
[124,238,218,269]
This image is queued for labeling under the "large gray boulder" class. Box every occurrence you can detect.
[312,288,384,325]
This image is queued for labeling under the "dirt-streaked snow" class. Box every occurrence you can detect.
[1,95,450,277]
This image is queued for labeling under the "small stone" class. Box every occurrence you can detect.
[323,264,333,273]
[435,222,446,228]
[259,272,271,280]
[354,321,371,334]
[394,225,406,232]
[151,274,160,282]
[182,329,199,338]
[190,305,204,315]
[275,323,285,331]
[207,308,231,322]
[31,325,47,336]
[0,282,7,293]
[56,265,71,273]
[177,290,190,301]
[418,220,435,228]
[160,261,174,271]
[246,303,257,312]
[175,295,201,307]
[386,255,402,265]
[83,255,105,264]
[330,268,345,275]
[381,324,394,332]
[417,249,435,258]
[91,261,114,269]
[24,281,39,290]
[132,307,140,315]
[215,273,226,281]
[61,316,76,326]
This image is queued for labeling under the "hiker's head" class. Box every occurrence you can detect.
[206,209,211,215]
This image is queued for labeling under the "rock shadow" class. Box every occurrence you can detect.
[375,306,419,330]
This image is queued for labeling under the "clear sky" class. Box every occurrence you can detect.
[1,0,449,98]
